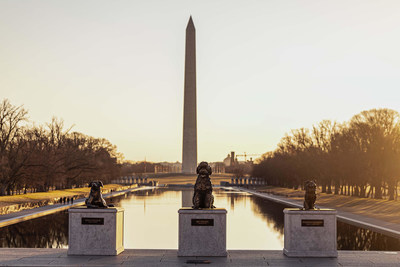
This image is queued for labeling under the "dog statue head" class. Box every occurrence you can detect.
[196,161,212,177]
[305,180,317,193]
[88,181,103,191]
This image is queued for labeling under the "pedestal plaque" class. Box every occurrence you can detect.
[178,208,227,256]
[283,208,337,257]
[68,207,124,256]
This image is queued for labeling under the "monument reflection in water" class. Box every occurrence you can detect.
[0,188,399,250]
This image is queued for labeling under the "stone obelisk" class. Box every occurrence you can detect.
[182,16,197,174]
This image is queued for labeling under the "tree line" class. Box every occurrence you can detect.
[120,161,156,176]
[252,108,400,200]
[0,99,121,195]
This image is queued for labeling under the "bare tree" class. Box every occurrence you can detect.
[0,99,28,195]
[253,108,400,201]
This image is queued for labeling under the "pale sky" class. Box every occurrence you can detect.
[1,0,400,163]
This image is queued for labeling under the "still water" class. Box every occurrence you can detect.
[116,188,284,249]
[0,188,399,250]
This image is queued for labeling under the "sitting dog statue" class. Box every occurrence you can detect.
[303,180,317,210]
[85,181,109,208]
[192,162,215,209]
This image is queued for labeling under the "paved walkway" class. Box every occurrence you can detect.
[237,187,400,239]
[0,186,155,228]
[0,249,398,266]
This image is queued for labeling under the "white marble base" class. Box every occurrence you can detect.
[178,208,227,257]
[284,208,337,257]
[68,207,124,256]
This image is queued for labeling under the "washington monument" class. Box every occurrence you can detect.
[182,16,197,174]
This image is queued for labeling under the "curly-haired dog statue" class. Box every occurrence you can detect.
[192,162,215,209]
[303,180,317,210]
[85,181,110,208]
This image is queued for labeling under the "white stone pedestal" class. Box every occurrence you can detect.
[178,208,227,257]
[68,207,124,256]
[284,208,337,257]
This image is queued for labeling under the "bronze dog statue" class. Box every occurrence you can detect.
[192,162,215,209]
[85,181,109,208]
[303,180,317,210]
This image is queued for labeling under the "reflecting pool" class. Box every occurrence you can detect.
[110,188,284,249]
[0,211,68,248]
[0,188,399,251]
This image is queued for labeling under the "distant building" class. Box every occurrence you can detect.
[223,151,236,167]
[209,162,225,173]
[155,162,182,173]
[223,154,231,166]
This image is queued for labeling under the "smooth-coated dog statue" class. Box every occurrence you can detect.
[192,162,215,209]
[303,180,317,210]
[85,181,108,208]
